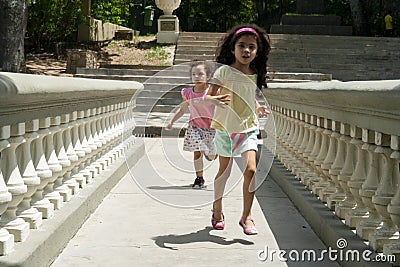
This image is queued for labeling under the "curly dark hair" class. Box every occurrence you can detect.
[215,24,271,89]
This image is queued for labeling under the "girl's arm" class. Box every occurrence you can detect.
[205,83,230,105]
[165,100,189,130]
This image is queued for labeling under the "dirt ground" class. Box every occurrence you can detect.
[25,36,175,77]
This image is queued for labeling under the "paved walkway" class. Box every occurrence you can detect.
[50,137,339,267]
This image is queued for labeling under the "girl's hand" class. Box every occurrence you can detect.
[214,94,230,107]
[256,106,270,118]
[165,122,173,130]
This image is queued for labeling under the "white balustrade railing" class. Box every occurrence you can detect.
[0,72,142,255]
[263,79,400,256]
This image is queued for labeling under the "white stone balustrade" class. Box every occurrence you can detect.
[263,79,400,258]
[0,72,142,256]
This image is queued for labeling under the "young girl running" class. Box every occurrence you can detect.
[166,61,219,188]
[206,25,271,234]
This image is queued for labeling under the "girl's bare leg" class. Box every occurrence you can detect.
[212,156,233,220]
[241,150,257,226]
[193,151,203,177]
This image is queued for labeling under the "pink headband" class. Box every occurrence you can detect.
[234,27,259,38]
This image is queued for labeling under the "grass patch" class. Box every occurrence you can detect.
[145,46,169,62]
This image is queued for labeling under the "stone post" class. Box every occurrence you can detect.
[155,0,181,44]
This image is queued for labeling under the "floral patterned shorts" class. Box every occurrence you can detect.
[183,125,216,154]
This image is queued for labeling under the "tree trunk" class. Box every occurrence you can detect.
[0,0,28,72]
[349,0,369,35]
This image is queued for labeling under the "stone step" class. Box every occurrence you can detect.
[175,49,216,55]
[176,40,219,46]
[173,54,215,60]
[74,74,191,84]
[77,67,190,77]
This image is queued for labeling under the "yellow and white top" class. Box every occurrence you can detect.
[211,65,259,133]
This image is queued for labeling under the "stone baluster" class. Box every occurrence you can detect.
[287,110,300,151]
[43,117,64,209]
[383,136,400,260]
[0,123,30,242]
[302,115,319,187]
[345,127,369,228]
[102,106,114,151]
[276,110,290,162]
[298,114,310,155]
[280,111,298,170]
[369,132,398,252]
[102,107,117,169]
[90,108,109,175]
[53,114,73,201]
[288,113,309,180]
[325,122,347,208]
[289,115,306,170]
[114,104,125,157]
[70,111,92,184]
[311,118,330,195]
[335,125,358,219]
[65,112,89,186]
[0,126,14,255]
[274,106,284,141]
[96,107,108,154]
[303,115,317,159]
[294,115,314,185]
[16,120,42,229]
[318,121,340,202]
[84,109,99,164]
[99,106,116,171]
[269,107,282,156]
[79,110,93,166]
[357,129,382,240]
[31,118,54,219]
[293,113,305,154]
[91,108,103,152]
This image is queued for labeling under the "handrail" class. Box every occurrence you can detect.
[0,72,142,256]
[263,79,400,259]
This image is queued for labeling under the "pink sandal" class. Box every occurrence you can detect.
[211,210,224,230]
[239,216,258,235]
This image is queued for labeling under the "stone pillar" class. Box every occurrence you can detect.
[66,49,97,74]
[156,0,181,44]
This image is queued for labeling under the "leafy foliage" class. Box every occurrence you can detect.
[27,0,83,51]
[178,0,258,32]
[91,0,132,26]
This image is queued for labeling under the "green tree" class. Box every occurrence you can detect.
[91,0,132,26]
[27,0,83,51]
[186,0,257,32]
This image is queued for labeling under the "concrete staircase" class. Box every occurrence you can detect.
[175,32,400,81]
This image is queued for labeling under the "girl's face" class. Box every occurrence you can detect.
[191,65,209,84]
[232,34,258,66]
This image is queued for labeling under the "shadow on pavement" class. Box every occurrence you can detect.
[152,226,254,250]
